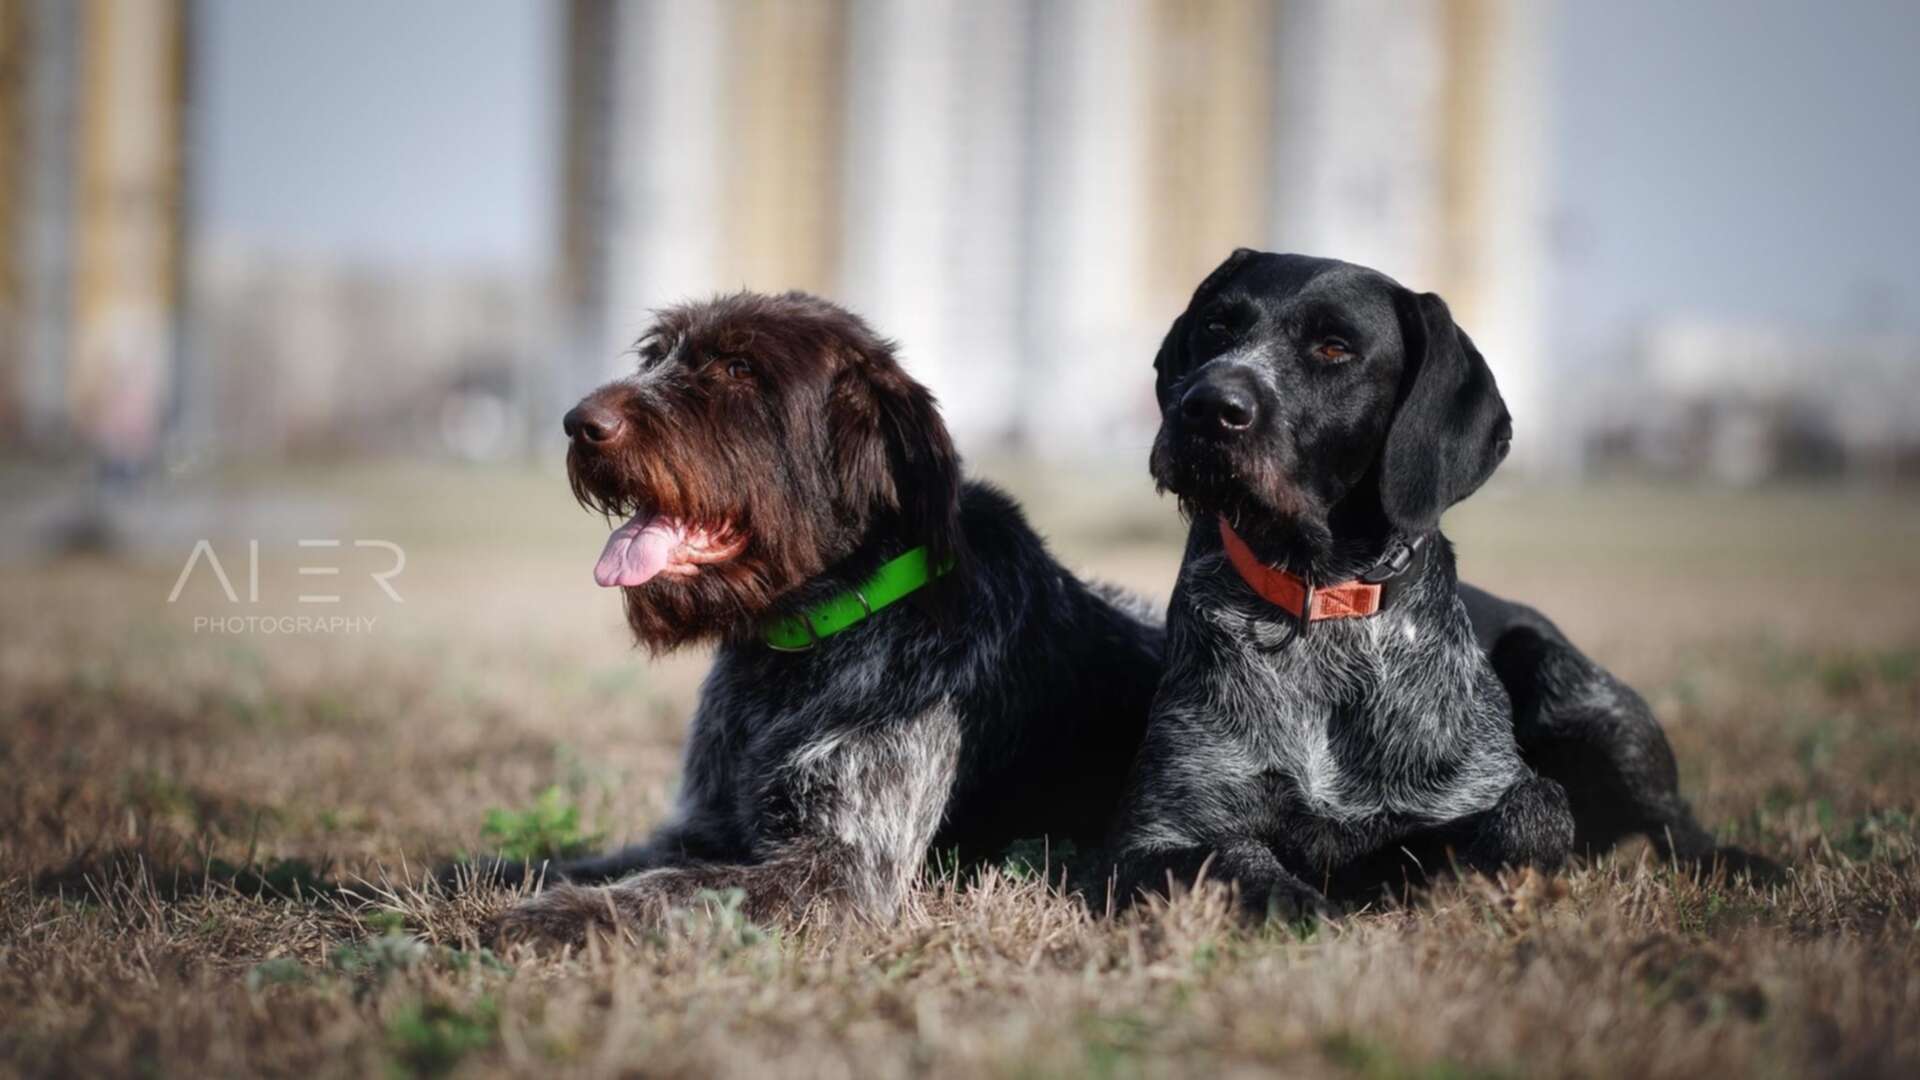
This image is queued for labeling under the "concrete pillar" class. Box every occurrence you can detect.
[68,0,189,472]
[719,0,847,296]
[1270,0,1447,284]
[838,0,1030,450]
[1140,0,1277,306]
[1018,0,1158,458]
[605,0,727,361]
[1437,0,1553,470]
[0,0,81,447]
[557,0,618,408]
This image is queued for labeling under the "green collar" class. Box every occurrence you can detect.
[763,546,954,651]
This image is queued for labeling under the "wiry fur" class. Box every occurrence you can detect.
[494,293,1163,944]
[563,292,967,652]
[1117,527,1570,916]
[1115,252,1777,917]
[1461,584,1777,876]
[1118,252,1574,918]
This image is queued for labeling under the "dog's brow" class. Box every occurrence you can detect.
[1290,303,1360,337]
[634,333,670,364]
[717,327,759,354]
[1306,314,1360,339]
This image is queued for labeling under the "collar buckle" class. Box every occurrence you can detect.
[761,547,947,652]
[1360,535,1425,584]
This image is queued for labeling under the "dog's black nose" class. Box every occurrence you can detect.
[1180,375,1257,434]
[563,403,624,444]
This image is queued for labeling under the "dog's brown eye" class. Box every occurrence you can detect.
[1314,339,1353,361]
[725,358,754,380]
[1205,320,1229,336]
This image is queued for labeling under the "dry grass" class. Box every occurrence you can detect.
[3,463,1918,1078]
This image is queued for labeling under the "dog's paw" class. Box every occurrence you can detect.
[488,885,625,950]
[1710,845,1787,886]
[1245,878,1334,925]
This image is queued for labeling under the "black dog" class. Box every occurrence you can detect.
[1112,250,1766,917]
[491,292,1162,942]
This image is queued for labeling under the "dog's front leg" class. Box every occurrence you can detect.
[495,706,963,947]
[1216,839,1332,922]
[491,843,848,947]
[1122,838,1331,922]
[449,816,740,892]
[1463,775,1577,874]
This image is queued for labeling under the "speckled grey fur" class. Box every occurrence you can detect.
[495,484,1165,943]
[1112,525,1571,916]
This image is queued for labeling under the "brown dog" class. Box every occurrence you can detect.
[488,292,1164,944]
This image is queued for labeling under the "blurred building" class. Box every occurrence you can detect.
[1585,320,1920,484]
[195,244,542,459]
[0,0,191,467]
[6,0,1558,468]
[565,0,1554,464]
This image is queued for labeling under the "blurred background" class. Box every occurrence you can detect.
[5,9,1920,1073]
[5,0,1919,483]
[1,0,1918,643]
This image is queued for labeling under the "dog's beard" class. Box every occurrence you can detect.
[1151,429,1335,566]
[569,446,882,652]
[608,521,789,653]
[567,447,779,651]
[619,566,773,653]
[566,443,637,519]
[1154,433,1316,524]
[568,452,749,589]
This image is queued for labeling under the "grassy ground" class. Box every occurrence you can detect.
[3,462,1919,1077]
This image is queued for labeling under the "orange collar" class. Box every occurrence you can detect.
[1217,517,1386,622]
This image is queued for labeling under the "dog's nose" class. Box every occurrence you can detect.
[563,403,625,444]
[1180,376,1257,434]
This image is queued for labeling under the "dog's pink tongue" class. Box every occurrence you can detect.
[593,515,682,587]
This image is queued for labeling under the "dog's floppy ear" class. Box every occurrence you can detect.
[832,357,967,570]
[1154,247,1258,407]
[1378,290,1513,534]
